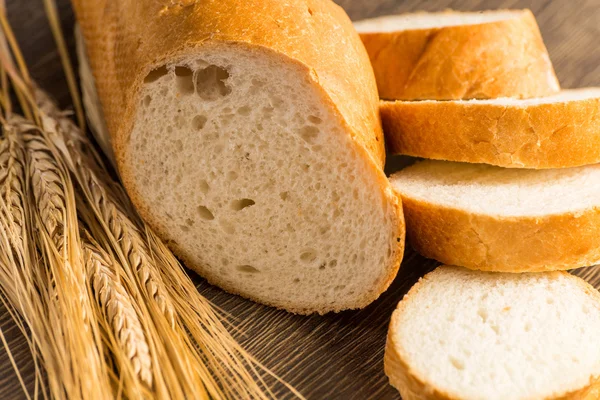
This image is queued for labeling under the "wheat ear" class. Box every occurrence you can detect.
[0,124,26,250]
[37,106,177,326]
[81,230,153,386]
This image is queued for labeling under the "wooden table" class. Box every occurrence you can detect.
[2,1,600,398]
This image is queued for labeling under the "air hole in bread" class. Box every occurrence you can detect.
[318,262,326,270]
[197,205,214,220]
[175,66,195,94]
[449,356,465,371]
[144,65,168,83]
[226,171,238,181]
[262,105,274,115]
[180,225,190,232]
[300,250,317,263]
[231,198,255,211]
[279,191,289,201]
[191,115,207,130]
[293,278,300,283]
[308,115,322,124]
[236,265,259,273]
[143,95,152,107]
[185,218,194,226]
[329,259,337,267]
[237,106,251,116]
[307,7,314,16]
[334,285,346,291]
[199,179,210,194]
[195,65,231,100]
[477,308,488,322]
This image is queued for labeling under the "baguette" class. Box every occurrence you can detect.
[354,10,560,100]
[391,160,600,272]
[72,0,405,314]
[381,88,600,169]
[385,266,600,400]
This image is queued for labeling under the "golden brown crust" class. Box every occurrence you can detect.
[73,0,405,313]
[398,196,600,273]
[381,90,600,169]
[359,10,560,100]
[385,267,600,399]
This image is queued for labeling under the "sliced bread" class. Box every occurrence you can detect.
[354,10,560,100]
[385,265,600,400]
[72,0,405,314]
[381,88,600,169]
[390,160,600,272]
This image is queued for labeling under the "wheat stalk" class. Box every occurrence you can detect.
[81,230,153,387]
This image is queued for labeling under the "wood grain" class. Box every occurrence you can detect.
[2,0,600,399]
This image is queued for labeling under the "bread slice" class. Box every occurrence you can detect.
[385,266,600,400]
[354,10,560,100]
[390,160,600,272]
[381,88,600,169]
[72,0,405,314]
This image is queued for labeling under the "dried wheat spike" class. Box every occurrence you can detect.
[82,233,153,386]
[35,94,177,325]
[0,125,27,247]
[82,166,176,325]
[22,123,65,248]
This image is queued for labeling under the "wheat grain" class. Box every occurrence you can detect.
[81,231,153,386]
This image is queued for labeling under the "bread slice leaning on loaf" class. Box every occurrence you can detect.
[72,0,405,314]
[354,10,560,100]
[391,160,600,272]
[385,266,600,400]
[381,88,600,168]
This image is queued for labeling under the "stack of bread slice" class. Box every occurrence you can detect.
[356,10,600,399]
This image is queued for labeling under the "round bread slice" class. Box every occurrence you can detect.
[381,88,600,169]
[385,266,600,400]
[354,10,560,100]
[73,0,405,314]
[391,160,600,272]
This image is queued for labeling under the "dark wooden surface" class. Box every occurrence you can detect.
[2,1,600,399]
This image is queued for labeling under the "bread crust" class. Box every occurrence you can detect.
[385,267,600,399]
[72,0,405,313]
[381,89,600,169]
[358,10,560,100]
[396,194,600,273]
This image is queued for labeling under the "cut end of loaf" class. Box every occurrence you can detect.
[387,266,600,400]
[122,43,403,313]
[354,9,525,33]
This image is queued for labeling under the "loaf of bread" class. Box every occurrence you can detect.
[381,88,600,168]
[354,10,560,100]
[385,266,600,400]
[72,0,405,314]
[391,160,600,272]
